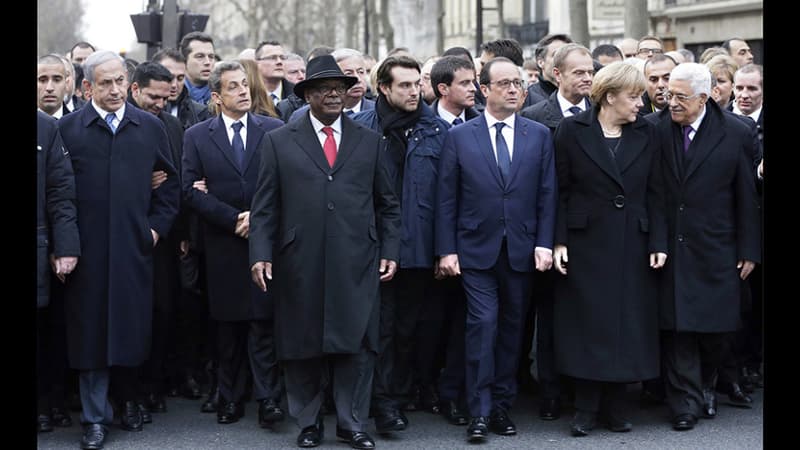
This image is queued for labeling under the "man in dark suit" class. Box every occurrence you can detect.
[182,61,286,428]
[650,62,760,431]
[250,55,401,450]
[435,57,557,443]
[525,34,573,107]
[430,55,481,126]
[640,54,678,116]
[58,50,180,450]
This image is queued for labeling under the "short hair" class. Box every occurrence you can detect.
[721,37,746,52]
[534,34,573,61]
[699,47,729,64]
[677,48,695,63]
[69,41,95,55]
[479,56,515,86]
[480,38,524,66]
[705,54,738,84]
[285,52,305,63]
[179,32,215,59]
[669,62,711,97]
[590,61,646,106]
[430,55,475,98]
[734,63,763,87]
[523,58,538,71]
[306,46,334,61]
[208,61,244,94]
[387,47,411,57]
[592,44,623,61]
[255,40,282,58]
[82,50,124,84]
[553,43,592,71]
[38,53,66,67]
[73,63,84,90]
[643,53,678,74]
[376,55,420,89]
[638,35,663,47]
[332,48,363,63]
[442,46,473,63]
[132,61,174,88]
[152,47,186,65]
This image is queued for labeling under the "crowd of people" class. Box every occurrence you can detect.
[37,31,763,450]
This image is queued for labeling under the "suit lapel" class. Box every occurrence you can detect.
[334,115,364,173]
[507,116,527,186]
[291,115,332,173]
[472,115,504,188]
[657,112,681,183]
[243,114,265,173]
[574,113,624,189]
[209,116,241,173]
[615,120,649,174]
[683,105,723,181]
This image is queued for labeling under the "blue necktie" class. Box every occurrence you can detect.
[345,109,354,116]
[231,121,245,169]
[567,106,582,116]
[105,113,117,134]
[270,93,279,104]
[452,117,463,126]
[494,122,511,185]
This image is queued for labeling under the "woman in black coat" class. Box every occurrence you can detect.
[551,62,668,436]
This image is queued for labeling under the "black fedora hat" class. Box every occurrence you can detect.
[293,54,359,99]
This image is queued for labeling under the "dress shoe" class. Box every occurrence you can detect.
[489,409,516,435]
[51,407,73,427]
[601,411,632,432]
[120,400,143,431]
[217,401,244,424]
[745,367,764,388]
[258,398,285,427]
[640,388,665,406]
[374,408,407,434]
[336,428,376,449]
[440,400,468,426]
[81,423,108,450]
[418,384,441,414]
[701,388,717,418]
[466,416,489,441]
[37,414,54,433]
[570,410,597,437]
[179,375,203,399]
[718,382,753,408]
[200,385,219,413]
[539,397,561,420]
[146,393,167,413]
[297,422,324,448]
[672,413,697,431]
[138,402,152,424]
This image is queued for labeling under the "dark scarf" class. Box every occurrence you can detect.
[185,79,211,106]
[376,95,423,197]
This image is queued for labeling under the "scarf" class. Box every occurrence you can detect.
[376,95,423,198]
[185,79,211,106]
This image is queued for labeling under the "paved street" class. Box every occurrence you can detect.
[38,383,762,449]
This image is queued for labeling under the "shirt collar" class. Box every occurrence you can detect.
[556,92,586,115]
[269,82,283,100]
[92,101,125,122]
[309,111,343,136]
[732,104,762,123]
[484,111,515,131]
[40,106,63,120]
[688,105,706,132]
[437,102,465,124]
[221,112,249,130]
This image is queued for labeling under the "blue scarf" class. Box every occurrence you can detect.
[185,79,211,106]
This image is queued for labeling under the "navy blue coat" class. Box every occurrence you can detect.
[182,113,284,321]
[353,102,449,268]
[59,103,179,369]
[435,113,557,271]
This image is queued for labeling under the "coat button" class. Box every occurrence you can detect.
[677,234,684,242]
[499,217,505,223]
[679,204,685,212]
[613,195,625,209]
[327,202,335,211]
[328,175,333,181]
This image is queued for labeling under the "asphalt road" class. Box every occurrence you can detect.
[38,383,762,450]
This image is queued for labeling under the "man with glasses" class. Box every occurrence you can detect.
[179,32,216,106]
[255,41,292,104]
[637,35,664,60]
[436,56,557,443]
[647,62,760,432]
[250,54,401,449]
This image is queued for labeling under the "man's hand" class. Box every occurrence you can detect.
[235,211,250,238]
[758,159,764,179]
[179,240,190,257]
[439,254,460,277]
[193,178,208,193]
[151,229,160,247]
[433,258,446,280]
[50,254,79,283]
[379,259,397,282]
[553,245,568,275]
[650,252,667,269]
[151,170,167,190]
[251,261,273,292]
[534,248,553,272]
[738,259,756,280]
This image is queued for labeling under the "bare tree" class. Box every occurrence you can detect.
[37,0,86,55]
[569,0,590,47]
[625,0,649,40]
[379,0,394,50]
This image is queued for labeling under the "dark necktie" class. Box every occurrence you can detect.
[452,117,463,126]
[105,113,117,134]
[494,122,511,184]
[322,126,337,167]
[682,125,693,153]
[567,106,582,116]
[231,121,245,168]
[344,109,354,116]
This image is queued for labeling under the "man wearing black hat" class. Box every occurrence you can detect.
[250,55,401,450]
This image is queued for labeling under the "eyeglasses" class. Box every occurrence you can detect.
[257,54,288,61]
[310,84,347,95]
[637,48,663,55]
[488,79,524,90]
[664,92,701,102]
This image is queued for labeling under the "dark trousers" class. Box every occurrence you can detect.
[437,276,467,404]
[284,348,375,431]
[532,269,561,400]
[737,267,763,371]
[461,241,532,417]
[79,366,140,425]
[662,331,735,419]
[572,378,626,414]
[37,279,70,413]
[216,321,252,404]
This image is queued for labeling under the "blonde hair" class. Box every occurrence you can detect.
[590,61,646,106]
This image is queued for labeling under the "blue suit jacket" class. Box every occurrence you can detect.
[435,113,557,272]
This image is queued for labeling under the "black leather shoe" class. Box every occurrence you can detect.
[179,375,203,399]
[81,423,108,449]
[701,388,717,418]
[51,407,73,427]
[146,393,167,413]
[297,421,324,448]
[467,416,489,441]
[745,367,764,388]
[418,385,441,414]
[258,398,285,427]
[374,409,407,434]
[489,409,516,435]
[138,402,152,424]
[120,401,143,431]
[672,413,697,431]
[200,385,219,413]
[570,411,597,437]
[601,411,632,432]
[539,397,561,420]
[440,400,468,426]
[217,401,244,424]
[718,382,753,408]
[37,414,54,433]
[336,428,376,449]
